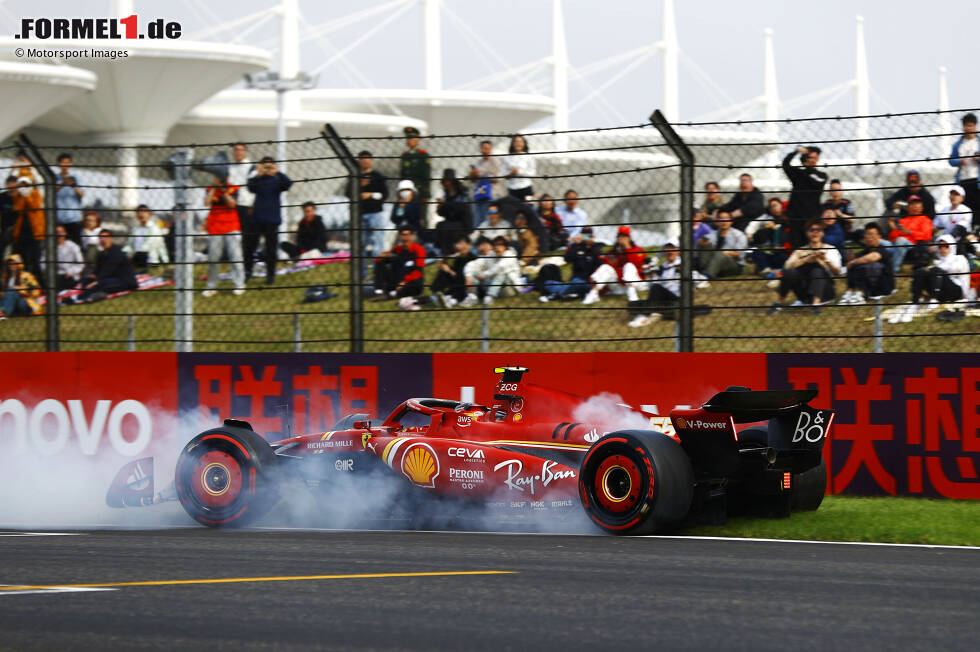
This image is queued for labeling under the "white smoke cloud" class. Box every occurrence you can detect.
[572,392,651,433]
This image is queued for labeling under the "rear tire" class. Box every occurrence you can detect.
[790,457,827,511]
[175,427,280,527]
[578,430,694,535]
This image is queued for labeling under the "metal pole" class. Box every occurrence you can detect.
[15,134,58,351]
[276,88,287,172]
[650,110,694,352]
[293,312,301,353]
[181,206,194,352]
[127,314,135,352]
[481,306,489,353]
[321,124,363,353]
[873,299,883,353]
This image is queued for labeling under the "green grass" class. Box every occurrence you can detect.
[2,258,977,352]
[684,496,980,546]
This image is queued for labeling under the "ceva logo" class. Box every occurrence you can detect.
[0,398,154,456]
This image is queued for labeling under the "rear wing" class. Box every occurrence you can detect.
[702,387,817,422]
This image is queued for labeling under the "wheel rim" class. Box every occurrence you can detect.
[191,451,242,508]
[593,454,643,513]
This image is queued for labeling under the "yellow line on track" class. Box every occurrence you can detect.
[0,570,516,591]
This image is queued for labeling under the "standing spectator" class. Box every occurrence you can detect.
[468,140,503,227]
[767,220,841,315]
[228,142,256,242]
[0,176,17,258]
[10,150,41,191]
[461,235,521,306]
[934,185,973,237]
[0,253,42,319]
[582,226,646,304]
[885,170,936,220]
[540,227,602,302]
[840,223,894,304]
[820,207,847,252]
[246,156,292,284]
[201,177,245,297]
[357,150,388,283]
[125,204,169,270]
[391,179,423,233]
[719,173,765,232]
[900,234,970,322]
[503,134,536,201]
[473,201,515,244]
[280,201,328,261]
[372,226,426,300]
[886,195,932,273]
[627,243,682,327]
[400,127,431,208]
[69,230,138,303]
[54,153,84,245]
[821,179,856,240]
[40,225,83,290]
[431,235,474,308]
[435,168,472,255]
[948,112,980,218]
[696,210,749,282]
[555,189,588,238]
[537,194,567,251]
[782,146,828,247]
[700,182,725,226]
[11,178,43,279]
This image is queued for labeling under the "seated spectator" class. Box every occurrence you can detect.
[431,235,475,308]
[514,213,539,269]
[539,226,602,302]
[821,179,857,241]
[886,194,932,273]
[473,201,515,244]
[11,178,43,279]
[555,189,588,238]
[627,242,682,327]
[0,253,41,319]
[696,210,748,283]
[80,210,102,275]
[820,207,847,251]
[201,176,245,298]
[372,226,426,300]
[767,219,841,315]
[434,168,473,255]
[700,181,725,227]
[934,185,973,237]
[69,230,138,304]
[746,197,792,275]
[899,234,971,322]
[886,170,936,219]
[461,236,522,306]
[391,180,423,232]
[281,201,328,260]
[582,226,646,304]
[125,204,169,270]
[40,225,84,290]
[719,173,765,232]
[537,194,567,252]
[840,223,894,304]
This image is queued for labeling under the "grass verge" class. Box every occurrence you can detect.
[683,496,980,546]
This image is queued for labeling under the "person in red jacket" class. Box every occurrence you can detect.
[202,175,245,297]
[886,194,932,273]
[582,226,647,304]
[372,226,427,300]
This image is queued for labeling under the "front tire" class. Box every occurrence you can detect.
[579,430,694,535]
[175,427,280,527]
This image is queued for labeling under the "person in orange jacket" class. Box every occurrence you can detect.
[11,178,44,278]
[886,195,932,273]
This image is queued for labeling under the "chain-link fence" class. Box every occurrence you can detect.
[1,108,978,352]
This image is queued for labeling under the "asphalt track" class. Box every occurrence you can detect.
[1,529,978,651]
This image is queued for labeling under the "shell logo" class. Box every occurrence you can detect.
[400,443,440,488]
[676,417,688,429]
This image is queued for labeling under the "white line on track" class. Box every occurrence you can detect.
[0,585,114,597]
[649,535,980,551]
[0,532,84,537]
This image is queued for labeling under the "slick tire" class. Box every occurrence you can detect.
[790,457,827,512]
[579,430,693,535]
[175,426,280,528]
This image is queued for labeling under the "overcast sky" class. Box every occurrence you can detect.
[3,0,978,128]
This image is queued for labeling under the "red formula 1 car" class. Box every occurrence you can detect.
[108,366,834,535]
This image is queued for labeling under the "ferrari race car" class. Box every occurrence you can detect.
[107,366,834,535]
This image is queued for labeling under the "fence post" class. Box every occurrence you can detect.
[127,315,135,352]
[873,299,883,353]
[293,312,302,353]
[321,124,363,353]
[164,148,194,353]
[481,307,489,353]
[649,110,694,353]
[15,134,58,351]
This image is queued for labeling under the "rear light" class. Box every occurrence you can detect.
[730,416,738,442]
[782,472,792,490]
